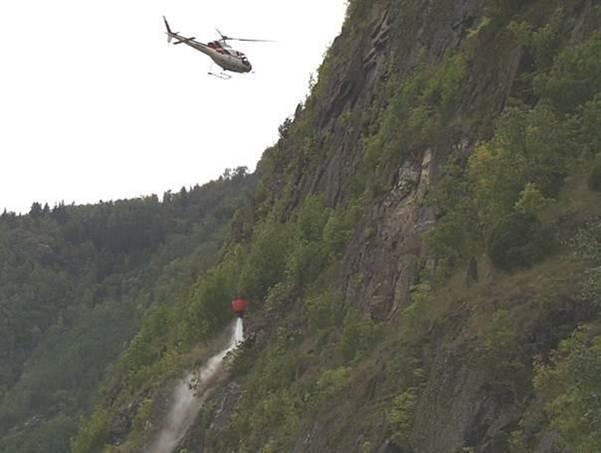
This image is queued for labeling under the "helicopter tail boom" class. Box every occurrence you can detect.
[163,16,174,43]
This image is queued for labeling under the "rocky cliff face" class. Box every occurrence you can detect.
[222,1,597,451]
[282,0,525,322]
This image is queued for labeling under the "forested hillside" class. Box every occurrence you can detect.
[6,0,601,451]
[0,168,256,452]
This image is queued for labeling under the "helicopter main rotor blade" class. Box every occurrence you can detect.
[227,37,275,43]
[215,28,227,40]
[215,28,273,43]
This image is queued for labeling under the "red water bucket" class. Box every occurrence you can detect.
[232,298,248,317]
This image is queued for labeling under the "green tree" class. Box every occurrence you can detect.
[534,327,601,451]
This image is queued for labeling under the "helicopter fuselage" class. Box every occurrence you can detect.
[189,41,252,73]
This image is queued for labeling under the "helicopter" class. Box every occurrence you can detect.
[162,17,272,79]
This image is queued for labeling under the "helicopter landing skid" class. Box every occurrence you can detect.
[208,71,231,80]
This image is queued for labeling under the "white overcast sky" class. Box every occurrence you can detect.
[0,0,347,213]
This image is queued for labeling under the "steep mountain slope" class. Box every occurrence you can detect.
[74,0,601,452]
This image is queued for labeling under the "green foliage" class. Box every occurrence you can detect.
[313,367,351,403]
[428,159,480,262]
[488,212,553,271]
[228,331,309,451]
[239,218,291,300]
[288,197,330,283]
[388,388,418,448]
[322,203,359,259]
[401,283,438,336]
[304,289,343,331]
[470,106,566,227]
[339,309,381,363]
[431,27,601,268]
[195,190,359,450]
[70,408,110,453]
[359,53,467,197]
[286,240,328,290]
[129,397,154,447]
[204,187,360,451]
[0,414,77,453]
[514,183,552,214]
[295,196,330,242]
[509,9,568,69]
[221,194,368,450]
[120,306,179,390]
[256,390,303,450]
[285,197,358,293]
[479,309,527,390]
[182,255,240,345]
[431,104,567,266]
[535,33,601,112]
[484,0,523,22]
[264,280,295,311]
[385,341,426,393]
[534,326,601,451]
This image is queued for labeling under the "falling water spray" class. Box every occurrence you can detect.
[148,318,244,453]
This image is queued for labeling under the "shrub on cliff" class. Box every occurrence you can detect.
[388,388,418,449]
[487,212,553,271]
[484,0,523,23]
[533,327,601,451]
[70,409,110,453]
[535,33,601,113]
